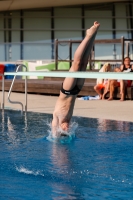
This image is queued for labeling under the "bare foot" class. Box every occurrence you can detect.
[102,91,109,100]
[94,21,100,28]
[102,94,105,100]
[120,97,125,101]
[86,21,100,36]
[120,93,124,101]
[108,97,113,101]
[99,95,102,100]
[102,93,106,100]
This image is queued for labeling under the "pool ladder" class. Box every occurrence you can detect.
[7,64,27,113]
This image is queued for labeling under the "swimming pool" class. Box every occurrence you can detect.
[0,110,133,200]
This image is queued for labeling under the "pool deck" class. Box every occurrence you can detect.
[0,91,133,122]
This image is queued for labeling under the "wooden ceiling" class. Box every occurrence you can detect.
[0,0,126,11]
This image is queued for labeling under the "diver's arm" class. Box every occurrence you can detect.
[52,114,59,137]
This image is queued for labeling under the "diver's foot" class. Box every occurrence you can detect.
[86,21,100,37]
[94,21,100,28]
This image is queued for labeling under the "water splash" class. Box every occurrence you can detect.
[16,166,42,176]
[46,122,78,143]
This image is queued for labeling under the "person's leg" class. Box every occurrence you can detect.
[102,80,110,100]
[62,21,100,91]
[108,80,117,101]
[119,80,125,101]
[94,85,102,99]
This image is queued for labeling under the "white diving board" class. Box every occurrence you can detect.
[4,71,133,80]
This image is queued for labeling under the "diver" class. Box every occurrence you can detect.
[52,21,100,137]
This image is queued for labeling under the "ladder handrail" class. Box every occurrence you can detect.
[7,64,27,113]
[0,74,5,110]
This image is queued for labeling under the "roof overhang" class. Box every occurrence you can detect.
[0,0,126,11]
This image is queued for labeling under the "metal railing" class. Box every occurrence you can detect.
[55,37,133,70]
[7,64,27,113]
[0,74,5,110]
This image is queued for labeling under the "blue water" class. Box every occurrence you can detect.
[0,110,133,200]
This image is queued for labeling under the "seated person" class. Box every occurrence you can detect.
[94,62,111,100]
[107,67,125,101]
[120,57,133,88]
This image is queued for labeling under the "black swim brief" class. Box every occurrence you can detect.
[61,84,81,95]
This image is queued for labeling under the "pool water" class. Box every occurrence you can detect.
[0,110,133,200]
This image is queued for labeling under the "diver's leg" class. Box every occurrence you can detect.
[62,21,100,91]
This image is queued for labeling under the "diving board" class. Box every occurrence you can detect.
[4,71,133,80]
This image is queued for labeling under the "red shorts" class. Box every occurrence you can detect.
[97,84,105,90]
[117,82,120,87]
[117,80,132,87]
[127,80,132,87]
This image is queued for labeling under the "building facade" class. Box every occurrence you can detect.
[0,1,133,62]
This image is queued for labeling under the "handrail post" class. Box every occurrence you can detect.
[89,47,93,70]
[7,64,27,113]
[1,74,5,110]
[126,41,130,57]
[25,72,27,112]
[69,40,72,69]
[55,39,58,70]
[121,36,124,64]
